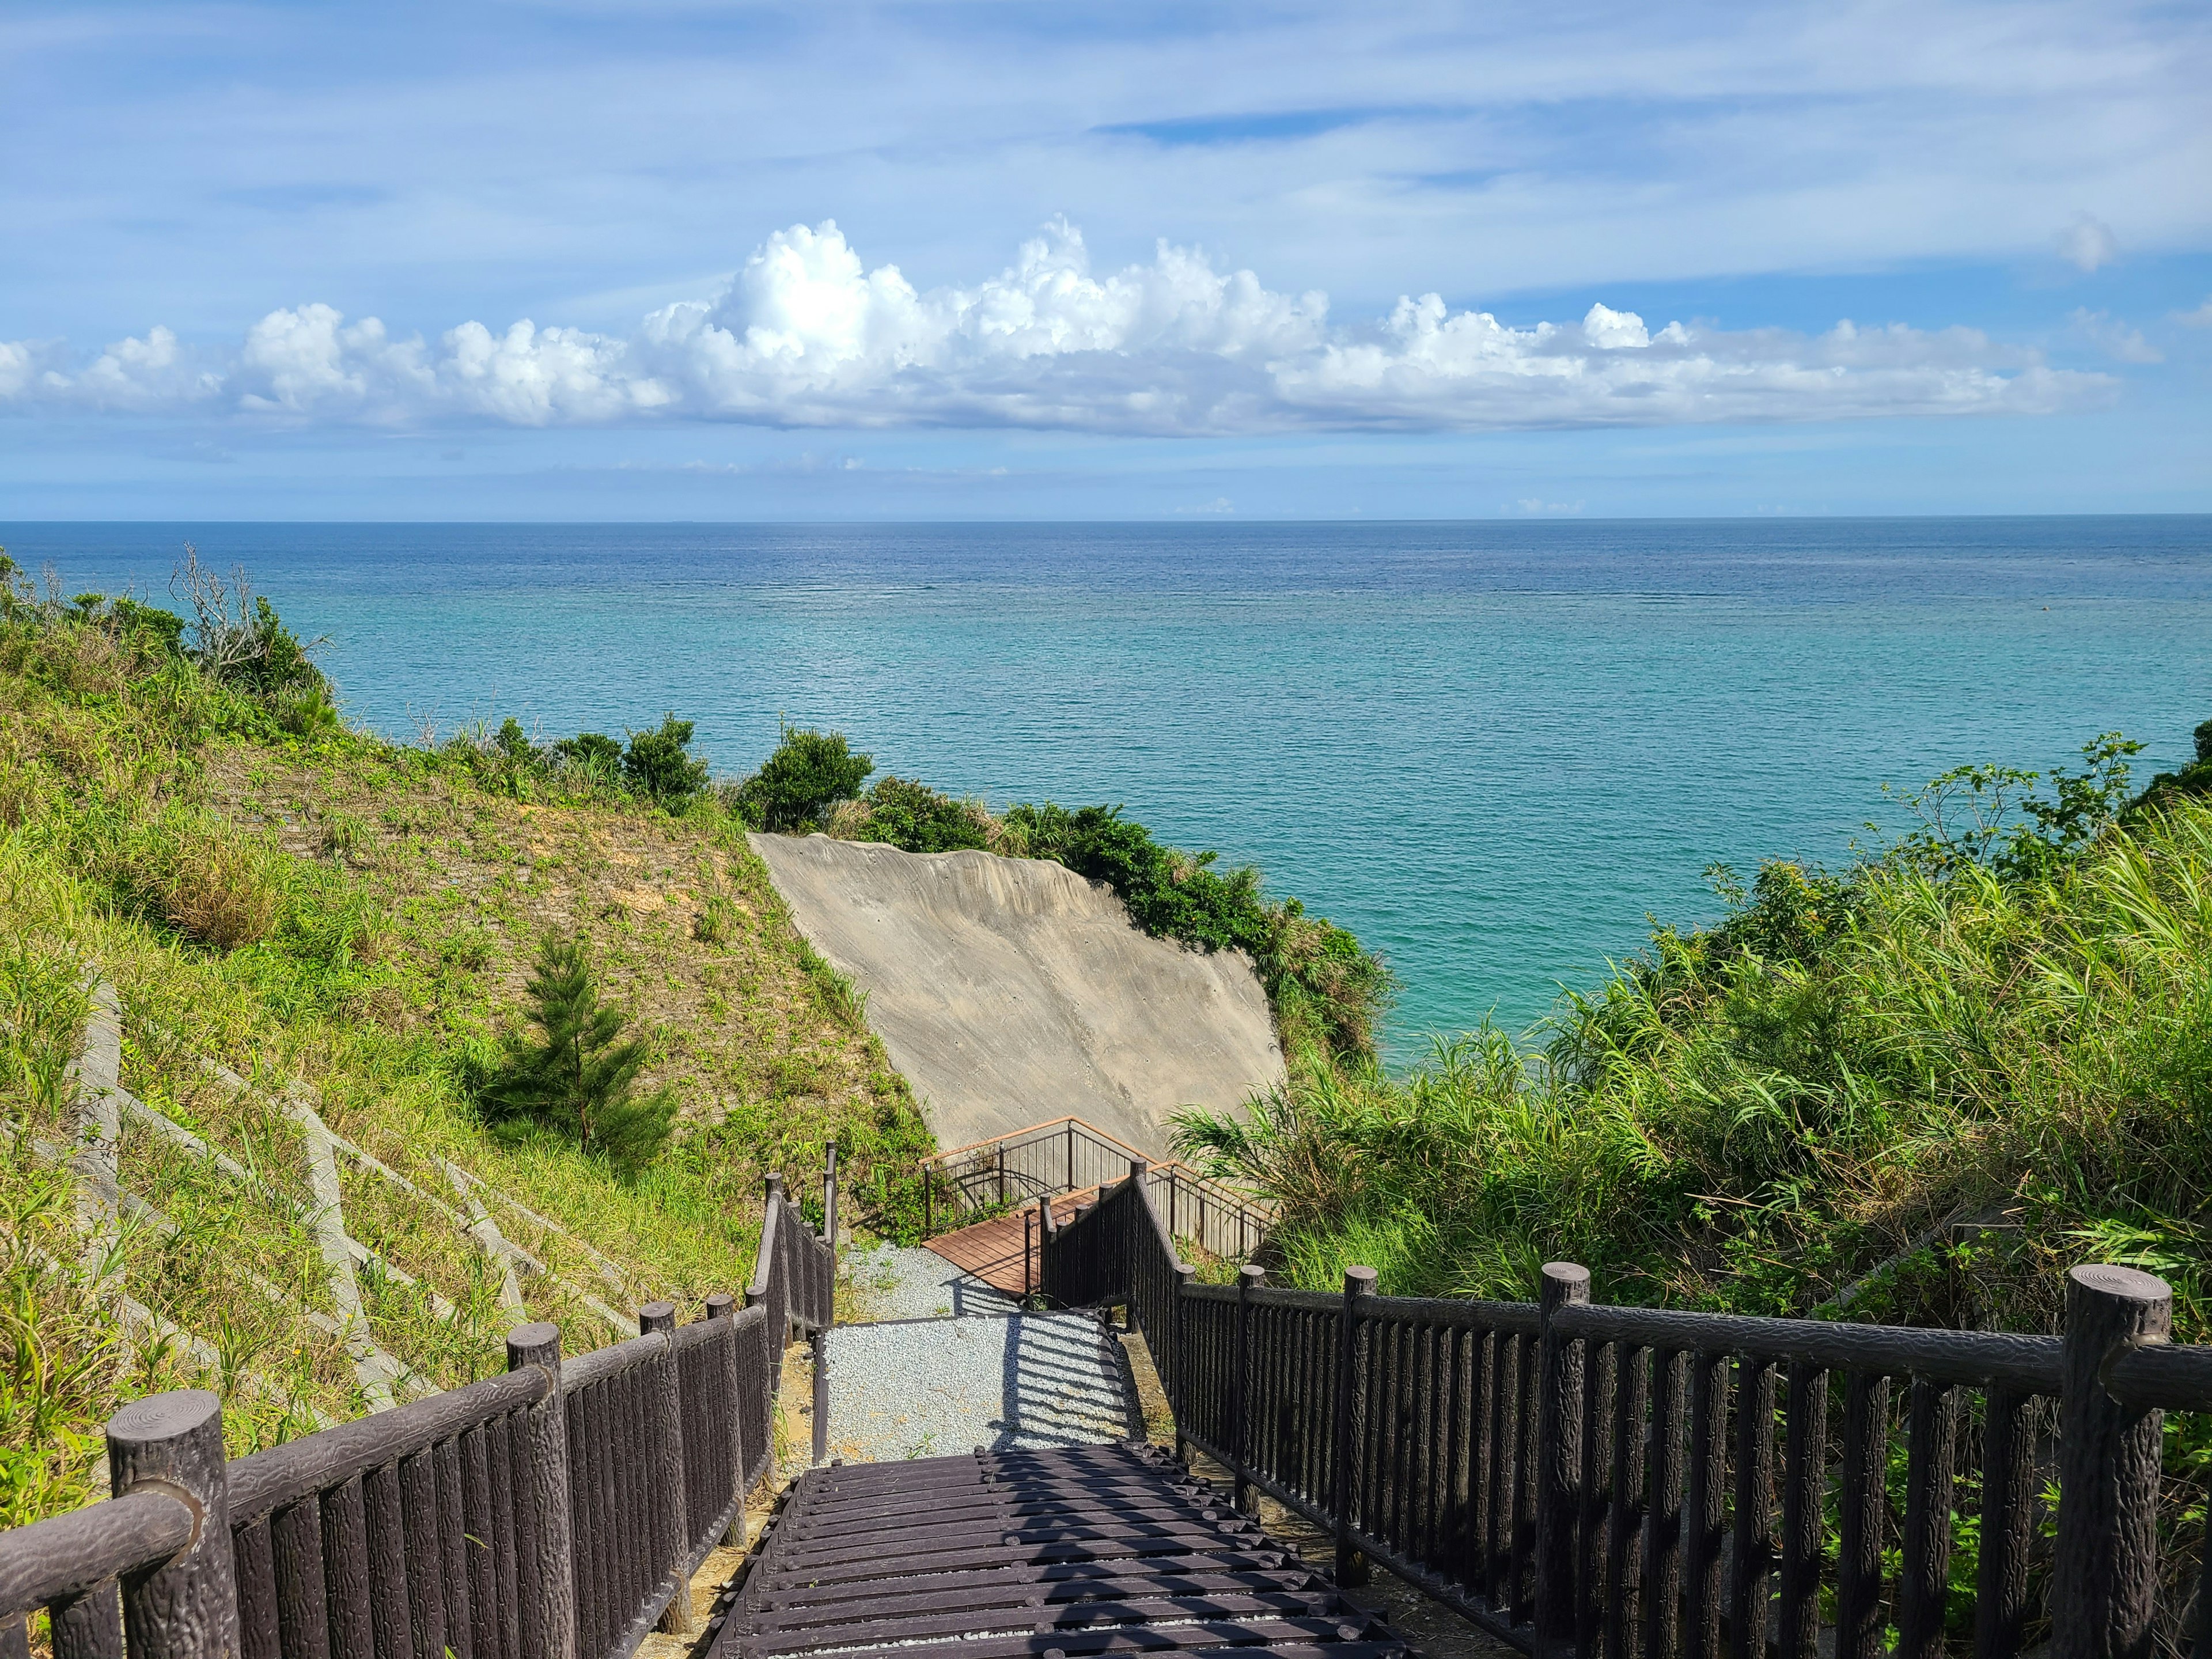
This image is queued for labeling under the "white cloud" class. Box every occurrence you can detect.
[1,219,2113,436]
[2175,296,2212,328]
[2070,308,2162,364]
[2055,212,2120,272]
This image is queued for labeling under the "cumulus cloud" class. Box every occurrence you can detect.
[2055,213,2120,273]
[2,219,2112,435]
[2175,296,2212,328]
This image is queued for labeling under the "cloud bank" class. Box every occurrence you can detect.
[3,221,2108,435]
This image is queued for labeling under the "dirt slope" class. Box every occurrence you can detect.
[748,833,1284,1153]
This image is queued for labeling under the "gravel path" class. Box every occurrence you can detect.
[823,1312,1138,1461]
[846,1242,1022,1321]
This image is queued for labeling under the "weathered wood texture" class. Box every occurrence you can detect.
[703,1441,1403,1659]
[1041,1162,2212,1659]
[1,1165,833,1659]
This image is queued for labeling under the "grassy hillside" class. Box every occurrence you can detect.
[1176,729,2212,1346]
[0,566,929,1525]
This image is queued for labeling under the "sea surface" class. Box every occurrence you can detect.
[9,518,2209,1063]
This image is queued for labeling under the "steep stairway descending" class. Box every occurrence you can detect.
[704,1442,1406,1659]
[824,1312,1140,1461]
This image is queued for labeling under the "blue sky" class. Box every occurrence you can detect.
[3,1,2209,519]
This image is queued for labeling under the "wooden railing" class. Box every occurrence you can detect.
[1044,1164,2212,1659]
[0,1168,834,1659]
[917,1113,1270,1263]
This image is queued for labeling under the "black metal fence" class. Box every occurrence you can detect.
[0,1171,833,1659]
[918,1114,1270,1262]
[1044,1162,2212,1659]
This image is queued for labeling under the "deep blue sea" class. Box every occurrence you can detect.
[8,518,2208,1062]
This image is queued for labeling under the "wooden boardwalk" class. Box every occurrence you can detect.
[705,1442,1404,1659]
[926,1192,1092,1294]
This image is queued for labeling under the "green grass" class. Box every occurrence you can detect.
[1176,745,2212,1340]
[0,584,931,1520]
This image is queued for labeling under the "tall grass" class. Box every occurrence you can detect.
[1177,791,2212,1339]
[0,578,929,1518]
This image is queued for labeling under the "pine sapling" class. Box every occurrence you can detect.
[479,937,678,1175]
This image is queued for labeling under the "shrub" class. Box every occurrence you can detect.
[622,715,711,805]
[172,548,329,699]
[555,731,623,782]
[476,937,679,1175]
[844,776,993,854]
[733,726,872,831]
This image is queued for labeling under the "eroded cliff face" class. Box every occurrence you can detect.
[748,832,1285,1153]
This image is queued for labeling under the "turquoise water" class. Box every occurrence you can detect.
[11,518,2209,1060]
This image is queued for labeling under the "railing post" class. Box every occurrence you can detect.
[2055,1263,2171,1659]
[810,1326,830,1467]
[507,1321,577,1659]
[1172,1261,1196,1463]
[105,1390,235,1659]
[1066,1120,1074,1193]
[705,1291,747,1547]
[921,1160,932,1240]
[1535,1262,1592,1657]
[1233,1263,1265,1513]
[1332,1265,1377,1587]
[823,1143,839,1260]
[638,1304,697,1636]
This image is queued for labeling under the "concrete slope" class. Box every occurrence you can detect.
[748,833,1283,1153]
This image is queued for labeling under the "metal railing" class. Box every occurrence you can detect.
[0,1167,834,1659]
[1044,1165,2212,1659]
[917,1113,1271,1263]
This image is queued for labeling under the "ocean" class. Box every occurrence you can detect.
[8,517,2207,1062]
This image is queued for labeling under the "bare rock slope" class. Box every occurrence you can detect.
[748,833,1284,1153]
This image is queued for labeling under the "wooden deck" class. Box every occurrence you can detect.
[704,1442,1405,1659]
[925,1192,1092,1294]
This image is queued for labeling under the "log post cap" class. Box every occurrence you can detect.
[2068,1263,2171,1306]
[639,1301,677,1334]
[108,1388,223,1453]
[507,1321,563,1368]
[1541,1263,1592,1304]
[704,1291,736,1319]
[1239,1264,1267,1289]
[1342,1266,1378,1296]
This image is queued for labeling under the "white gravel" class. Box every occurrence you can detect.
[823,1311,1138,1462]
[846,1243,1023,1322]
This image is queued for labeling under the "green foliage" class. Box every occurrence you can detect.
[476,937,679,1176]
[1181,719,2212,1339]
[2127,718,2212,816]
[1883,732,2143,883]
[622,714,711,805]
[554,731,623,781]
[846,776,993,853]
[733,726,873,831]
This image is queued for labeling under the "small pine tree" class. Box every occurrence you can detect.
[479,937,678,1175]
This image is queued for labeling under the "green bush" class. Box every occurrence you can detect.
[847,776,993,853]
[476,937,679,1176]
[733,726,873,831]
[622,714,711,805]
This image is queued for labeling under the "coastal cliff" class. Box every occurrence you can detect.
[749,831,1285,1153]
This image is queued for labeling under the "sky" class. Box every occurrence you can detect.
[3,1,2209,520]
